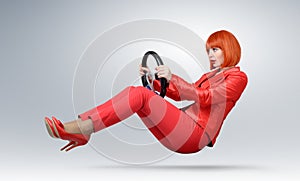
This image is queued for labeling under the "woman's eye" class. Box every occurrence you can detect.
[212,48,219,52]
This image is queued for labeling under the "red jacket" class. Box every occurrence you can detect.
[154,66,248,147]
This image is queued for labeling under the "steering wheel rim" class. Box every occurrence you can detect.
[141,51,167,98]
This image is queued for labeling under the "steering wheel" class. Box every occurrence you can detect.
[141,51,167,98]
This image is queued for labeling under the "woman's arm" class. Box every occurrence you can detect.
[154,72,247,106]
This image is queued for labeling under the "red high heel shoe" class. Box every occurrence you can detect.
[44,116,90,152]
[44,117,59,138]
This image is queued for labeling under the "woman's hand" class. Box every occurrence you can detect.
[155,65,172,82]
[139,64,154,83]
[139,64,151,77]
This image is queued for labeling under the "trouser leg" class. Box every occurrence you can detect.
[79,86,208,153]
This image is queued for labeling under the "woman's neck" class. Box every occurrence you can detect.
[211,66,235,72]
[209,66,235,77]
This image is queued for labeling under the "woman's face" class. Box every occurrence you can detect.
[207,47,224,70]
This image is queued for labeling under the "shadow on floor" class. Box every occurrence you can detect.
[91,164,266,171]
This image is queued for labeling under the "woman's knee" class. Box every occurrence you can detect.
[129,86,153,96]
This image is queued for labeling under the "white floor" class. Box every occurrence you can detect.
[1,146,299,181]
[1,163,299,181]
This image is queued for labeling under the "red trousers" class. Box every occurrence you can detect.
[79,86,209,153]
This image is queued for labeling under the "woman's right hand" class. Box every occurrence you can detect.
[139,64,151,77]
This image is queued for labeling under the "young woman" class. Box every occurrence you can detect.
[45,30,248,153]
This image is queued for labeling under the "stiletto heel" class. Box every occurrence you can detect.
[44,116,90,152]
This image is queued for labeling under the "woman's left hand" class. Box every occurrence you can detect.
[155,65,172,83]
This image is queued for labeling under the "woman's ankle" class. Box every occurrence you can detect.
[76,119,94,135]
[64,119,94,135]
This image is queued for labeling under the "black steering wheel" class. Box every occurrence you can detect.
[141,51,167,98]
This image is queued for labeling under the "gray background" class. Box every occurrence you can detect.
[0,0,299,180]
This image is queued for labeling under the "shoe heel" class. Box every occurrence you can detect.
[51,116,90,151]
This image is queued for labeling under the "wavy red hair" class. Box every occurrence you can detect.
[206,30,241,68]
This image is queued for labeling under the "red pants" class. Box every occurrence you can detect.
[79,86,209,153]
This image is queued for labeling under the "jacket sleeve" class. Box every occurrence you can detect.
[153,74,182,101]
[153,73,247,107]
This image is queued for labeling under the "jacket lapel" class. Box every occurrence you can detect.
[196,68,221,88]
[195,67,239,88]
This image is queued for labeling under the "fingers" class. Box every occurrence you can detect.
[139,64,150,76]
[155,65,172,82]
[139,64,172,82]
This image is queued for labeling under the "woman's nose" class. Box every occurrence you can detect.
[208,49,214,58]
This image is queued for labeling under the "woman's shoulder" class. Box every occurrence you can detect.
[224,66,247,78]
[223,67,248,88]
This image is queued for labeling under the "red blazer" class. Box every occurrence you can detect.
[154,66,248,147]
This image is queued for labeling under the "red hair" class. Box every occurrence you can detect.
[206,30,241,68]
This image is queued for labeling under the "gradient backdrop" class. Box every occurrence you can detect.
[0,0,299,180]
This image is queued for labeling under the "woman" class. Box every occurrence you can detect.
[45,30,247,153]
